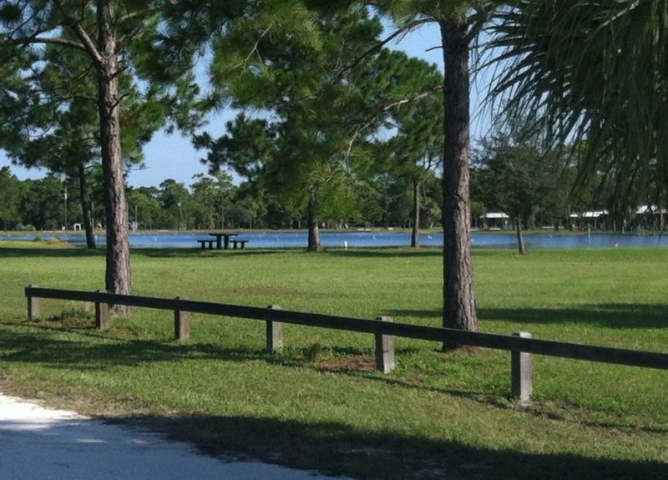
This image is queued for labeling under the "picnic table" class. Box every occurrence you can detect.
[196,232,249,250]
[208,232,238,249]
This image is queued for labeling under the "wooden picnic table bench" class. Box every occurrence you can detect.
[229,239,249,249]
[196,239,215,249]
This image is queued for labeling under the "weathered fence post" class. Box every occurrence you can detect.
[266,305,284,352]
[375,316,395,374]
[95,290,110,330]
[511,331,533,402]
[174,297,191,340]
[27,285,40,320]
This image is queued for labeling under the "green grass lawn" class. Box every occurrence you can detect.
[0,243,666,479]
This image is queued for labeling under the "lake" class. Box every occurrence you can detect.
[3,230,668,249]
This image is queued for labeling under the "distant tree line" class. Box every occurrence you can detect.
[471,132,668,235]
[6,132,664,237]
[0,165,443,233]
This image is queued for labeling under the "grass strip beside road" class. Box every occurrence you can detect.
[0,244,666,479]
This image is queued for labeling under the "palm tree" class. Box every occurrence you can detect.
[488,1,668,202]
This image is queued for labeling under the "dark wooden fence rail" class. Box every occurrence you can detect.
[25,286,668,402]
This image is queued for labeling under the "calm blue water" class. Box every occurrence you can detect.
[3,230,668,249]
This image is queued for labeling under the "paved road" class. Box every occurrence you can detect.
[0,393,353,480]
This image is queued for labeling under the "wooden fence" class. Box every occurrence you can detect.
[25,285,668,402]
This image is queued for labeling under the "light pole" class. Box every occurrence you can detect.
[64,190,68,231]
[178,200,183,230]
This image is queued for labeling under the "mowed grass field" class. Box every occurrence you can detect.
[0,242,666,479]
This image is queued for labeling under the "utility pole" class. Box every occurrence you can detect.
[178,200,183,230]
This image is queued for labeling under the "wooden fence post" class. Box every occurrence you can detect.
[95,290,110,330]
[266,305,284,352]
[174,297,191,340]
[27,285,40,320]
[511,331,533,402]
[375,316,395,374]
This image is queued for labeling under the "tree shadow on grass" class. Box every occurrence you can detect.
[327,247,442,259]
[104,413,665,480]
[0,246,281,260]
[0,326,268,370]
[0,324,433,374]
[388,304,668,330]
[479,304,668,330]
[134,248,281,259]
[385,309,442,322]
[0,247,104,259]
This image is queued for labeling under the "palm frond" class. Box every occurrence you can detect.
[487,0,668,198]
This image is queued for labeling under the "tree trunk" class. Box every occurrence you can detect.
[77,163,96,248]
[411,178,421,248]
[440,16,478,344]
[307,191,321,252]
[515,218,526,255]
[97,1,132,312]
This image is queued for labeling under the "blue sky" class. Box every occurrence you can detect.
[0,22,492,188]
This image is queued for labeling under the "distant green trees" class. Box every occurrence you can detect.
[5,157,663,235]
[375,51,444,247]
[0,166,447,232]
[472,133,568,253]
[0,168,22,230]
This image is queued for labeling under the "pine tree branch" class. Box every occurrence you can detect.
[339,17,433,80]
[245,23,274,64]
[339,26,406,79]
[0,35,86,52]
[343,84,444,160]
[52,0,104,66]
[379,84,443,112]
[118,5,161,24]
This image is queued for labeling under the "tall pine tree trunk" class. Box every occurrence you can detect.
[307,191,321,252]
[77,163,96,249]
[411,178,420,248]
[440,16,478,344]
[97,0,132,311]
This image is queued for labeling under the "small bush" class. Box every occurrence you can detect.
[16,224,36,231]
